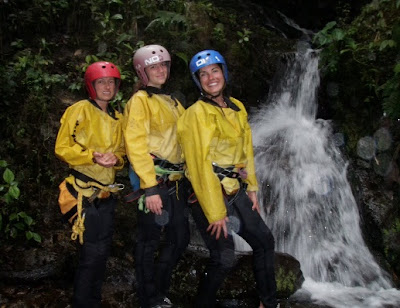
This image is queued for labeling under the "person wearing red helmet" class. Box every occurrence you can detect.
[178,50,278,308]
[55,61,125,307]
[124,45,189,308]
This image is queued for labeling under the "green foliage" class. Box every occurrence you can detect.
[146,10,187,30]
[275,267,297,293]
[237,28,252,46]
[380,61,400,118]
[0,160,41,243]
[383,218,400,273]
[313,0,400,155]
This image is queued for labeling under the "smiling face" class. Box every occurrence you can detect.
[198,63,225,97]
[145,62,168,88]
[93,77,117,103]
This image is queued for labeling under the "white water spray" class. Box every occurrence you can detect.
[248,49,400,307]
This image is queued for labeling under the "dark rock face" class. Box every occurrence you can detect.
[0,207,305,307]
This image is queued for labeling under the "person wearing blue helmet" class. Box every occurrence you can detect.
[177,50,278,308]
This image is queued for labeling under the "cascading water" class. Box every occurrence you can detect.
[248,47,400,307]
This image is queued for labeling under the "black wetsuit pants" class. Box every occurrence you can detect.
[73,195,116,308]
[135,180,190,308]
[191,188,277,308]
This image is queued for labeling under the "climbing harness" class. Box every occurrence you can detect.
[126,155,184,213]
[61,169,124,245]
[188,162,248,206]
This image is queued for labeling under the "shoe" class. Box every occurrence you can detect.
[150,297,173,308]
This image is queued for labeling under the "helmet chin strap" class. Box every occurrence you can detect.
[207,91,223,100]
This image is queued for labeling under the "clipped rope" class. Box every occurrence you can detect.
[70,180,124,244]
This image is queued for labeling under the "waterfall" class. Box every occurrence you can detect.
[248,48,400,307]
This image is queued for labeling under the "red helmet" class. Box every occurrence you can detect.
[133,45,171,86]
[84,61,121,99]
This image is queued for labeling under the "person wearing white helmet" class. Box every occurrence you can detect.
[55,61,125,307]
[177,50,278,308]
[124,44,189,308]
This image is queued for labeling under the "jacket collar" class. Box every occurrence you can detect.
[200,95,240,111]
[144,86,178,106]
[89,99,117,119]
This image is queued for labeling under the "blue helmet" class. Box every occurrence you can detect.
[189,50,229,91]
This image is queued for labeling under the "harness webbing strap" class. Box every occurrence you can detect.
[212,164,240,180]
[68,171,124,244]
[70,169,107,187]
[127,157,184,213]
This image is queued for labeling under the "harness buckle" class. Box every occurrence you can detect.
[108,183,125,191]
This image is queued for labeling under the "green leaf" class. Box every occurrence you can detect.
[10,227,17,238]
[9,213,18,221]
[85,55,92,64]
[332,28,345,41]
[8,185,20,199]
[3,168,15,184]
[324,21,337,31]
[347,39,357,50]
[18,211,27,219]
[26,231,33,240]
[111,14,123,20]
[379,40,396,51]
[175,52,188,66]
[15,222,25,231]
[32,232,42,243]
[0,160,7,167]
[393,63,400,74]
[24,215,33,226]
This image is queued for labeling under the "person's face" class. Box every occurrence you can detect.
[94,77,116,102]
[198,64,225,97]
[145,62,168,88]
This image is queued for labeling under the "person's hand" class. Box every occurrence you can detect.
[247,191,261,214]
[207,216,229,240]
[145,194,163,215]
[93,152,119,168]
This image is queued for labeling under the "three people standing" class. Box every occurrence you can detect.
[55,47,276,308]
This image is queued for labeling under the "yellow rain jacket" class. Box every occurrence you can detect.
[177,97,258,224]
[124,90,185,189]
[55,99,125,191]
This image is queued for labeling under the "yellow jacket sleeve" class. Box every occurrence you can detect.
[55,102,95,166]
[178,103,227,223]
[124,94,157,189]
